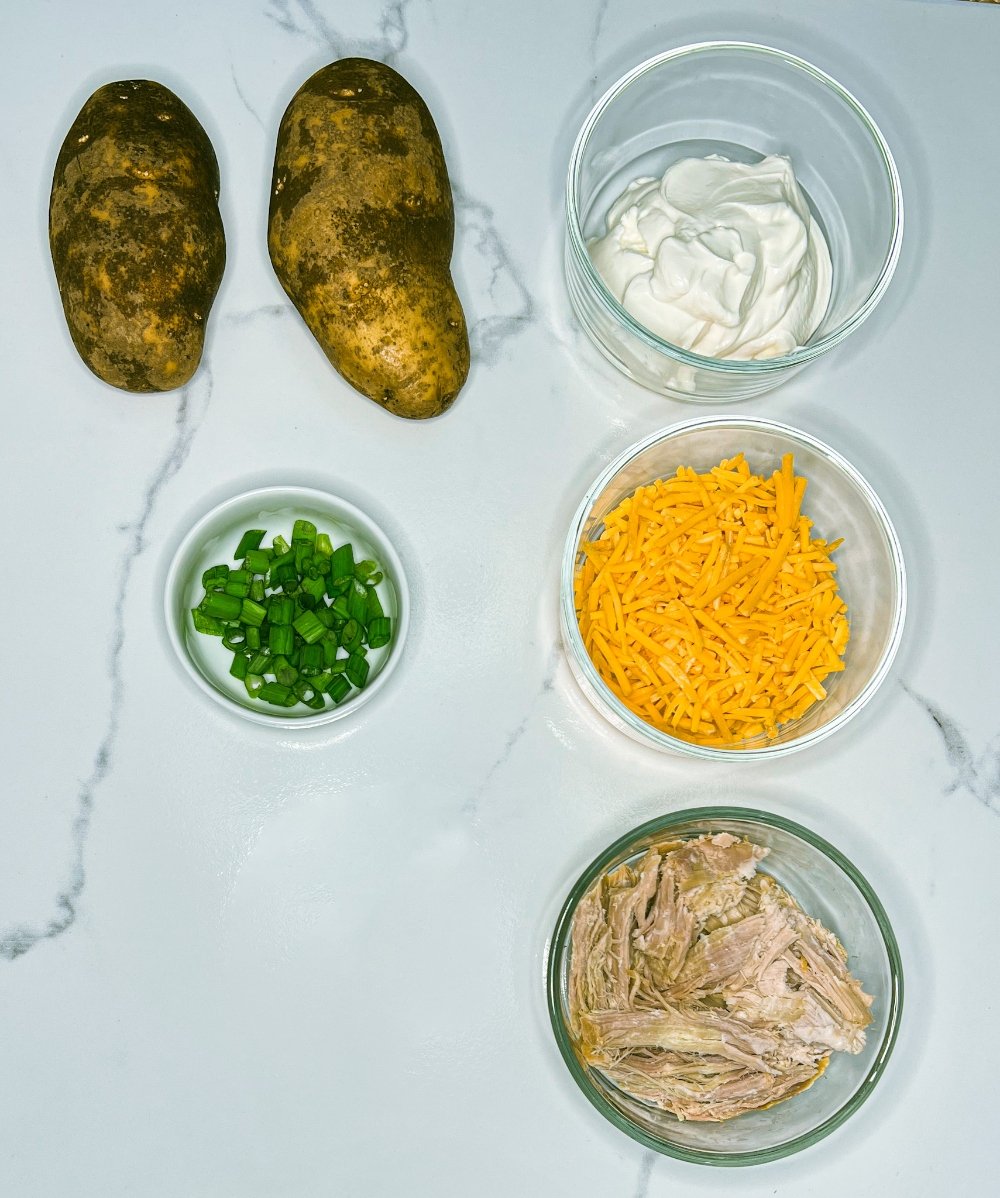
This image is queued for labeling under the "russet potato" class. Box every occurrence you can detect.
[49,80,225,392]
[268,59,470,419]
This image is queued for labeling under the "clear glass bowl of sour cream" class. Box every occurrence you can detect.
[565,43,903,402]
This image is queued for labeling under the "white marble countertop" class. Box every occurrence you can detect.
[3,0,999,1193]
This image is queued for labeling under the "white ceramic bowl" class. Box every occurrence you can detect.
[164,485,409,727]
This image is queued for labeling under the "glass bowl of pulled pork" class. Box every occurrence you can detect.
[547,808,902,1164]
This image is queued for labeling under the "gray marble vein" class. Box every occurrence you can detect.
[903,682,1000,815]
[452,182,536,365]
[463,644,560,815]
[223,302,287,326]
[0,369,214,962]
[589,0,613,97]
[265,0,411,62]
[230,61,266,129]
[632,1150,655,1198]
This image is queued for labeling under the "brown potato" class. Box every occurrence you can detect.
[49,80,225,393]
[268,58,470,419]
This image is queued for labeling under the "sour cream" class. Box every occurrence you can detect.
[588,155,832,360]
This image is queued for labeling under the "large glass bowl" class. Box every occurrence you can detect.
[559,417,906,758]
[547,808,903,1165]
[565,42,903,401]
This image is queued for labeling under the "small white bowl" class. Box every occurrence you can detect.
[164,485,409,727]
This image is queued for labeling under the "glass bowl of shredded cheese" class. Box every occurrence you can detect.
[546,807,903,1164]
[559,417,905,758]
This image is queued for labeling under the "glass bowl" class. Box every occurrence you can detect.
[547,807,903,1165]
[565,42,903,401]
[560,417,906,758]
[164,485,409,727]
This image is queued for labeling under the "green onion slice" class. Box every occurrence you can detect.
[234,529,266,559]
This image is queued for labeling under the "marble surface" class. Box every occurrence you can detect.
[3,0,999,1193]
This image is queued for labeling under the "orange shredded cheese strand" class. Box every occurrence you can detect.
[575,453,850,745]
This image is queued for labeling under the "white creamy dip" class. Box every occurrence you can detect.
[588,155,833,360]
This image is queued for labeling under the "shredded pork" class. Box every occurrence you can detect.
[567,833,872,1121]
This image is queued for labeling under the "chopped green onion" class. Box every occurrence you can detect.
[346,652,369,690]
[275,659,298,687]
[268,624,294,656]
[259,681,293,706]
[293,609,326,644]
[299,643,324,674]
[269,595,295,625]
[301,575,326,602]
[355,561,382,586]
[331,543,354,585]
[292,519,317,545]
[244,548,271,574]
[202,564,229,589]
[247,652,270,676]
[347,583,368,624]
[240,598,267,628]
[365,587,384,622]
[234,529,266,559]
[325,675,352,704]
[201,591,242,621]
[222,628,247,652]
[341,618,363,653]
[271,561,298,588]
[293,676,324,708]
[192,608,226,636]
[367,616,392,649]
[191,524,391,712]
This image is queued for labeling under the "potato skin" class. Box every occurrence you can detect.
[268,59,470,419]
[49,80,225,393]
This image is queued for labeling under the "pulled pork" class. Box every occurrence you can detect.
[568,833,872,1121]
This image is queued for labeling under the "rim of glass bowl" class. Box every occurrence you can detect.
[546,806,904,1166]
[163,484,410,729]
[566,41,904,373]
[559,416,907,759]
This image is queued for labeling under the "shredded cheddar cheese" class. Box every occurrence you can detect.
[575,453,849,745]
